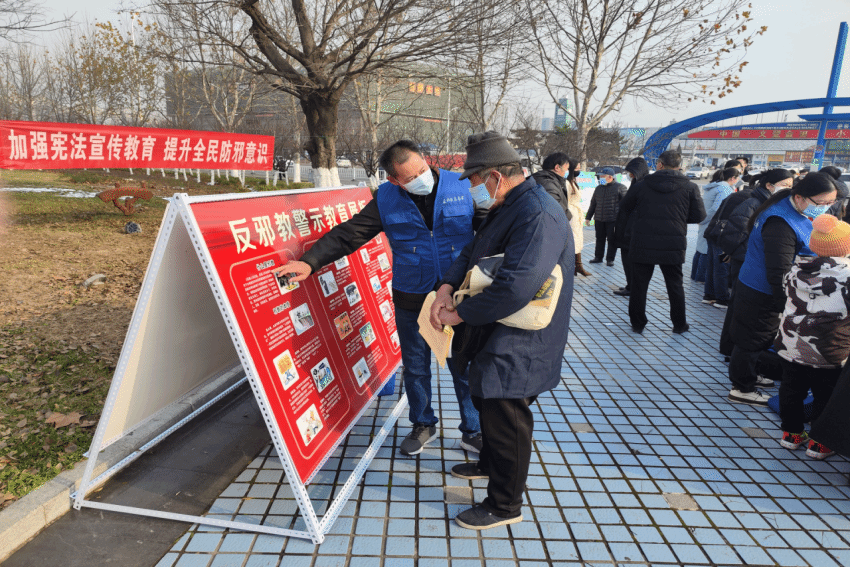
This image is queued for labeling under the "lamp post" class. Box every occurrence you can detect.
[446,106,460,153]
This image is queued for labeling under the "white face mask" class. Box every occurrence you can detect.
[403,168,434,195]
[470,173,497,209]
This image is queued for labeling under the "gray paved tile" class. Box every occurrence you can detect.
[161,227,850,566]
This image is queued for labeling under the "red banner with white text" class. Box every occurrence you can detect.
[190,187,400,484]
[0,120,274,170]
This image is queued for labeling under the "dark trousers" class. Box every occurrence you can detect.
[779,359,841,434]
[629,262,686,329]
[620,246,632,291]
[593,221,616,262]
[472,395,536,518]
[703,241,730,301]
[719,259,743,356]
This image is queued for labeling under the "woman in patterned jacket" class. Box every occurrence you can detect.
[775,214,850,460]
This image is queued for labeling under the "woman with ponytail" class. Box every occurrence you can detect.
[727,173,839,407]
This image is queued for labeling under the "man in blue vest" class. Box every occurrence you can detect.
[274,140,485,456]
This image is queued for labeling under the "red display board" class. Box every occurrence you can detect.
[0,120,274,170]
[190,187,400,483]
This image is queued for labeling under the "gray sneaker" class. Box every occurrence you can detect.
[728,388,770,407]
[399,424,437,456]
[460,433,482,453]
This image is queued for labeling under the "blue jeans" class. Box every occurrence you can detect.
[394,306,480,434]
[704,241,730,301]
[690,251,707,282]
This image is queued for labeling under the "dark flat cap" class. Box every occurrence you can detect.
[459,131,523,180]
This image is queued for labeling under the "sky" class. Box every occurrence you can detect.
[35,0,850,130]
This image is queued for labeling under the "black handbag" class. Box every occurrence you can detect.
[705,196,734,245]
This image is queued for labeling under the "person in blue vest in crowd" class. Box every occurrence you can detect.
[727,173,839,407]
[274,140,487,456]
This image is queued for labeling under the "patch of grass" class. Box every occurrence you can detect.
[256,181,314,191]
[0,330,113,506]
[5,190,169,229]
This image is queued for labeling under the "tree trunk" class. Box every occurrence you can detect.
[576,121,590,167]
[301,95,341,187]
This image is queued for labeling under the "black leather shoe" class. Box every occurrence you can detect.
[606,261,615,266]
[613,289,630,296]
[589,258,603,263]
[672,324,690,334]
[631,325,644,334]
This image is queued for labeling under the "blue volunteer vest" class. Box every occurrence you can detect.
[738,196,814,294]
[376,169,475,294]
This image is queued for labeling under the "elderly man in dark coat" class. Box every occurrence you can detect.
[430,131,574,530]
[618,150,705,334]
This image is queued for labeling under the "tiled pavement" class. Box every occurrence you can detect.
[155,227,850,567]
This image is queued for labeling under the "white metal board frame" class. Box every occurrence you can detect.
[72,188,408,544]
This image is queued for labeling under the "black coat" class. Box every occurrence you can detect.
[585,182,627,222]
[718,186,771,262]
[810,362,850,458]
[614,157,651,248]
[531,169,571,220]
[617,169,705,265]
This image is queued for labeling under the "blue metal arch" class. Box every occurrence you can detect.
[641,97,850,164]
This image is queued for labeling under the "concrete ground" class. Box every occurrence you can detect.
[7,224,850,567]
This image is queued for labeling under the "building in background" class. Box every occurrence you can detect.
[554,98,572,129]
[677,121,850,169]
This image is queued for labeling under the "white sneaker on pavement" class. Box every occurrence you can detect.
[728,388,770,407]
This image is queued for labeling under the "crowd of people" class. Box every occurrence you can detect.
[691,160,848,460]
[274,134,849,531]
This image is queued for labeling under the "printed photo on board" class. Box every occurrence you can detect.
[360,322,377,348]
[334,256,349,269]
[352,357,371,387]
[311,357,335,392]
[318,271,338,297]
[272,350,299,391]
[377,253,390,272]
[334,312,353,339]
[344,283,361,306]
[380,300,393,322]
[390,331,400,349]
[370,275,381,293]
[274,271,300,295]
[296,404,323,446]
[289,303,315,335]
[360,249,370,264]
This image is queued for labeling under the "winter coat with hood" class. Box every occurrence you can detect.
[613,157,650,248]
[774,255,850,369]
[718,185,771,262]
[617,168,706,265]
[531,168,572,220]
[696,180,734,254]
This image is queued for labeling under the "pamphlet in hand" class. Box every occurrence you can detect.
[417,291,454,367]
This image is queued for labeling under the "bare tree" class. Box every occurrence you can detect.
[152,11,263,133]
[97,17,164,127]
[452,5,530,135]
[2,44,47,121]
[526,0,766,164]
[0,0,71,41]
[148,0,505,187]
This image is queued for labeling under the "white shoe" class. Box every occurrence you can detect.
[728,388,770,407]
[755,375,775,387]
